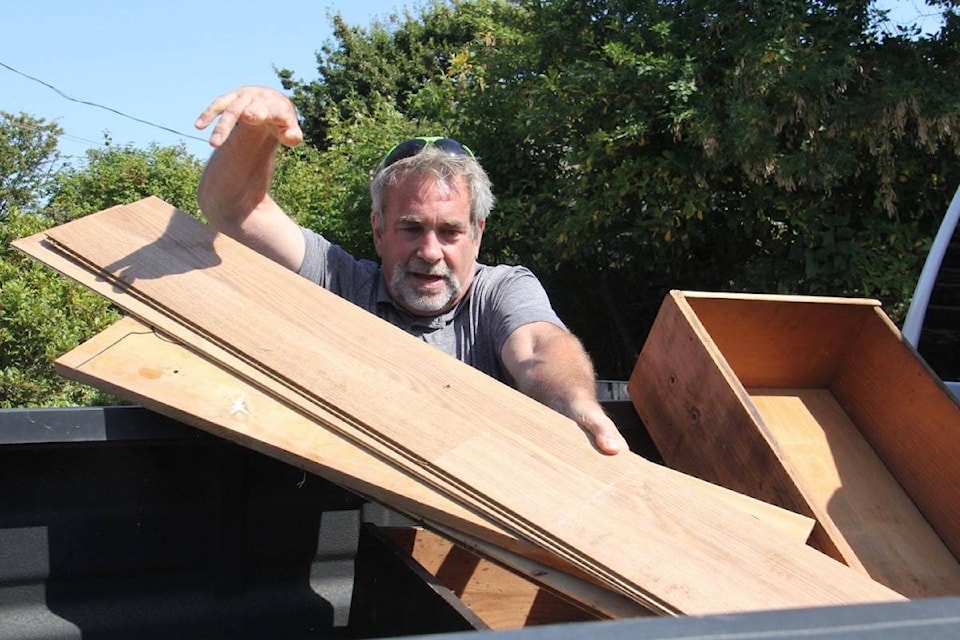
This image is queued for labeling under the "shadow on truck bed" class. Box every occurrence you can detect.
[0,406,363,639]
[3,382,959,638]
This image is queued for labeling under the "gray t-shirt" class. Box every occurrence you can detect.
[298,228,565,385]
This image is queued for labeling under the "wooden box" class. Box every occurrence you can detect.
[628,291,960,598]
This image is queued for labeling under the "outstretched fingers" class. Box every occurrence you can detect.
[194,90,242,146]
[194,87,303,148]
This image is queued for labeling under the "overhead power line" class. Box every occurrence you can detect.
[1,60,206,143]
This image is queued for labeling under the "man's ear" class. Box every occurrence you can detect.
[371,210,383,256]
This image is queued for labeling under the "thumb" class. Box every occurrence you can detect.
[275,123,304,148]
[579,409,628,455]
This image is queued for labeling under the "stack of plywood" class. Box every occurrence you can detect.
[628,290,960,599]
[14,197,907,619]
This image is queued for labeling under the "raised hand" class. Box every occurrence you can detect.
[195,86,303,149]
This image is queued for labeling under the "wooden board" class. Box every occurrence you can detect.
[423,522,652,623]
[628,290,960,598]
[27,225,816,614]
[833,308,960,563]
[53,316,824,620]
[56,315,651,620]
[15,197,904,615]
[382,526,601,629]
[349,523,489,636]
[749,388,960,595]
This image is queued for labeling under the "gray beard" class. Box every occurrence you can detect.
[389,258,462,315]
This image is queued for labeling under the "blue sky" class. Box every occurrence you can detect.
[0,0,944,165]
[2,0,415,162]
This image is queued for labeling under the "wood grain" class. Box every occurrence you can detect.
[15,197,903,614]
[33,231,817,594]
[749,388,960,597]
[629,289,960,598]
[55,315,651,619]
[832,308,960,564]
[383,526,602,629]
[682,292,877,388]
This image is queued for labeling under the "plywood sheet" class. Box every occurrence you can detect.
[423,522,652,623]
[382,526,602,629]
[749,388,960,596]
[26,224,814,614]
[832,308,960,562]
[15,197,903,615]
[55,315,822,618]
[56,315,651,619]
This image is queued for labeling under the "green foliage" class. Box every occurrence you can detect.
[280,0,502,150]
[46,141,203,222]
[0,208,121,407]
[6,0,960,406]
[0,111,61,216]
[271,95,416,259]
[1,138,203,408]
[279,0,960,376]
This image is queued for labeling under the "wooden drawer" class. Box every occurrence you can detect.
[628,291,960,598]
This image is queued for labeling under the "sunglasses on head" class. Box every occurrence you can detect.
[379,136,475,170]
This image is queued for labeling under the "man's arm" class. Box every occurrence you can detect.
[195,86,305,271]
[501,322,628,455]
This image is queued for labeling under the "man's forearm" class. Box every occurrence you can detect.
[513,329,600,417]
[193,87,307,271]
[503,322,627,454]
[197,123,280,233]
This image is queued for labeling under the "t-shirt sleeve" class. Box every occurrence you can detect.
[298,227,370,293]
[297,227,330,285]
[296,227,383,310]
[487,266,567,354]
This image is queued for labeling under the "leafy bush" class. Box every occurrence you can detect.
[0,209,121,407]
[1,138,204,408]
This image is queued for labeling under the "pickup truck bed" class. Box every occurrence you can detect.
[0,402,659,638]
[4,400,960,638]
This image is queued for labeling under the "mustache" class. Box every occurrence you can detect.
[403,259,451,277]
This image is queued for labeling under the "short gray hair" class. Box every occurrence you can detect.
[370,145,495,239]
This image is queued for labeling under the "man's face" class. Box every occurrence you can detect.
[372,174,484,317]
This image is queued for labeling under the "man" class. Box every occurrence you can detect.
[195,86,627,455]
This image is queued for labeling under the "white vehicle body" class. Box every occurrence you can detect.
[902,184,960,400]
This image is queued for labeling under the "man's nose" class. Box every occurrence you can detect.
[417,231,443,262]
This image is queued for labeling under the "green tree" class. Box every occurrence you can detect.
[2,138,207,407]
[9,0,960,398]
[279,0,487,150]
[0,207,120,407]
[411,0,960,375]
[0,111,61,216]
[46,141,203,222]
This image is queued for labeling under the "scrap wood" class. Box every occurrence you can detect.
[749,388,960,597]
[16,198,900,612]
[56,315,649,619]
[55,315,816,618]
[422,521,654,622]
[26,226,654,609]
[379,525,618,628]
[14,196,904,615]
[628,290,960,598]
